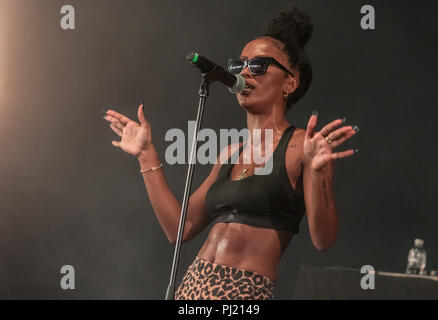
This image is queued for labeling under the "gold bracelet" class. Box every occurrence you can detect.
[140,163,163,173]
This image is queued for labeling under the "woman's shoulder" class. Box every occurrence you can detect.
[291,127,306,145]
[292,127,306,137]
[286,126,306,165]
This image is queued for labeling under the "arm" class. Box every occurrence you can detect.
[303,159,338,251]
[302,111,358,251]
[137,141,239,244]
[104,105,220,244]
[137,144,219,244]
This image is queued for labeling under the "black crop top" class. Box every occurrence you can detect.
[205,125,306,233]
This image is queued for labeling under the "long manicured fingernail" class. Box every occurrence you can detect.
[341,117,346,123]
[312,110,318,117]
[355,149,359,153]
[142,98,144,109]
[353,125,359,133]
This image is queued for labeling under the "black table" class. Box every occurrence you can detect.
[291,266,438,299]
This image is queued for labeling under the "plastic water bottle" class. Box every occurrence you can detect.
[406,239,427,275]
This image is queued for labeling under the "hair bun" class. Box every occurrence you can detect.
[266,4,313,48]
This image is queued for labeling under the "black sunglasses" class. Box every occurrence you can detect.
[227,57,294,77]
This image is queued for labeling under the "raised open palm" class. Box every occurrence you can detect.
[303,112,359,171]
[103,103,152,157]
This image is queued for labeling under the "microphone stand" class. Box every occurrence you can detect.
[165,71,215,300]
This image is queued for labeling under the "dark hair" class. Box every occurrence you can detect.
[259,4,313,110]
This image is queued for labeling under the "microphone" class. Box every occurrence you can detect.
[185,52,245,94]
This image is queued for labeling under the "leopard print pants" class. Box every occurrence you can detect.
[174,256,275,300]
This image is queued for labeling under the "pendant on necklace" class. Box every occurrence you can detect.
[238,168,248,180]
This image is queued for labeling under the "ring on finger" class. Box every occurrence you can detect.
[325,135,333,144]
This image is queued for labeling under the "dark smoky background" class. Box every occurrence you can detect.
[0,0,436,299]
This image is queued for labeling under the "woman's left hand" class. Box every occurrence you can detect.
[303,111,359,171]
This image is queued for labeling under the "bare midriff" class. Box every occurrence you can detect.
[196,128,304,283]
[197,222,293,283]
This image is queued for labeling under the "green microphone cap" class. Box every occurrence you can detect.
[185,52,199,64]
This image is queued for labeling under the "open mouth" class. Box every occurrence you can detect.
[243,83,255,90]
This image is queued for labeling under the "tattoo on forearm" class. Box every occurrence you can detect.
[322,179,329,210]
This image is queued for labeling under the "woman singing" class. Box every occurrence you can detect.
[102,4,359,300]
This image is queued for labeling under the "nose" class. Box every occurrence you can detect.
[240,64,252,78]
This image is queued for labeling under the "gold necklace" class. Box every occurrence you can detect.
[238,168,249,180]
[237,128,285,180]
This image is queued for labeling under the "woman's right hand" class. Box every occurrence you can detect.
[103,102,152,158]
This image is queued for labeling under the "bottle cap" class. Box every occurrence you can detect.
[415,239,424,247]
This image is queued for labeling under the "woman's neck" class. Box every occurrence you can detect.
[243,107,290,155]
[246,106,290,134]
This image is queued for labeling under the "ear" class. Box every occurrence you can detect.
[283,73,300,95]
